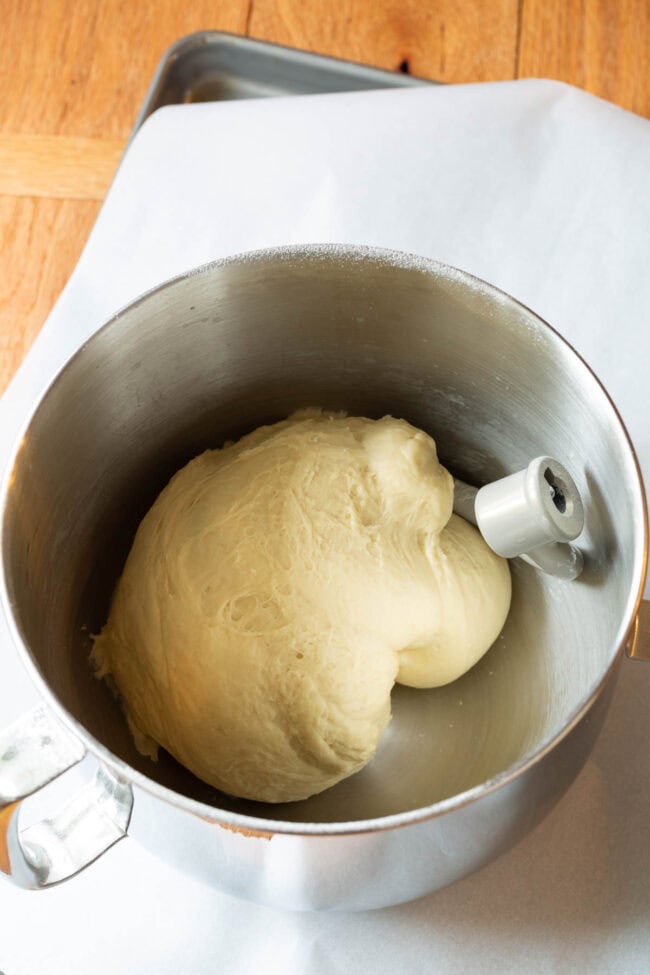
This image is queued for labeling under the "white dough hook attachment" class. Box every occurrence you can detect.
[453,457,585,581]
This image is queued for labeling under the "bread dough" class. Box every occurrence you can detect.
[92,411,511,803]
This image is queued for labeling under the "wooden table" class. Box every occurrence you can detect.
[2,0,648,395]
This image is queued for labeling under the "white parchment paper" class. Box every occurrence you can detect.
[0,79,648,973]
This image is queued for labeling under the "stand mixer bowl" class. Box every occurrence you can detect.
[0,245,646,909]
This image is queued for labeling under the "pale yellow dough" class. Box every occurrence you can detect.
[93,411,511,803]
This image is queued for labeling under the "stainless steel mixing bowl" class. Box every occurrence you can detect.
[0,246,647,909]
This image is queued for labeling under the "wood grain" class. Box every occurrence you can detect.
[518,0,650,118]
[248,0,520,82]
[0,135,124,200]
[0,0,249,393]
[0,0,250,139]
[0,196,100,392]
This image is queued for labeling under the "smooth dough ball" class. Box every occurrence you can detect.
[92,411,511,803]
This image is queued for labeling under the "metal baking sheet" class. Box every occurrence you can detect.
[133,30,432,135]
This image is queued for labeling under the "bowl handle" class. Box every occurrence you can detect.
[626,600,650,661]
[0,705,132,888]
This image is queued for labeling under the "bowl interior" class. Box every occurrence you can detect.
[2,248,643,823]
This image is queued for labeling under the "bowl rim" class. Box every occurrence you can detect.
[1,242,647,836]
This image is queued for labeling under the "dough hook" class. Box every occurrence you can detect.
[453,457,585,580]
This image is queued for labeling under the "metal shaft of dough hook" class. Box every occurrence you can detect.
[453,457,585,580]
